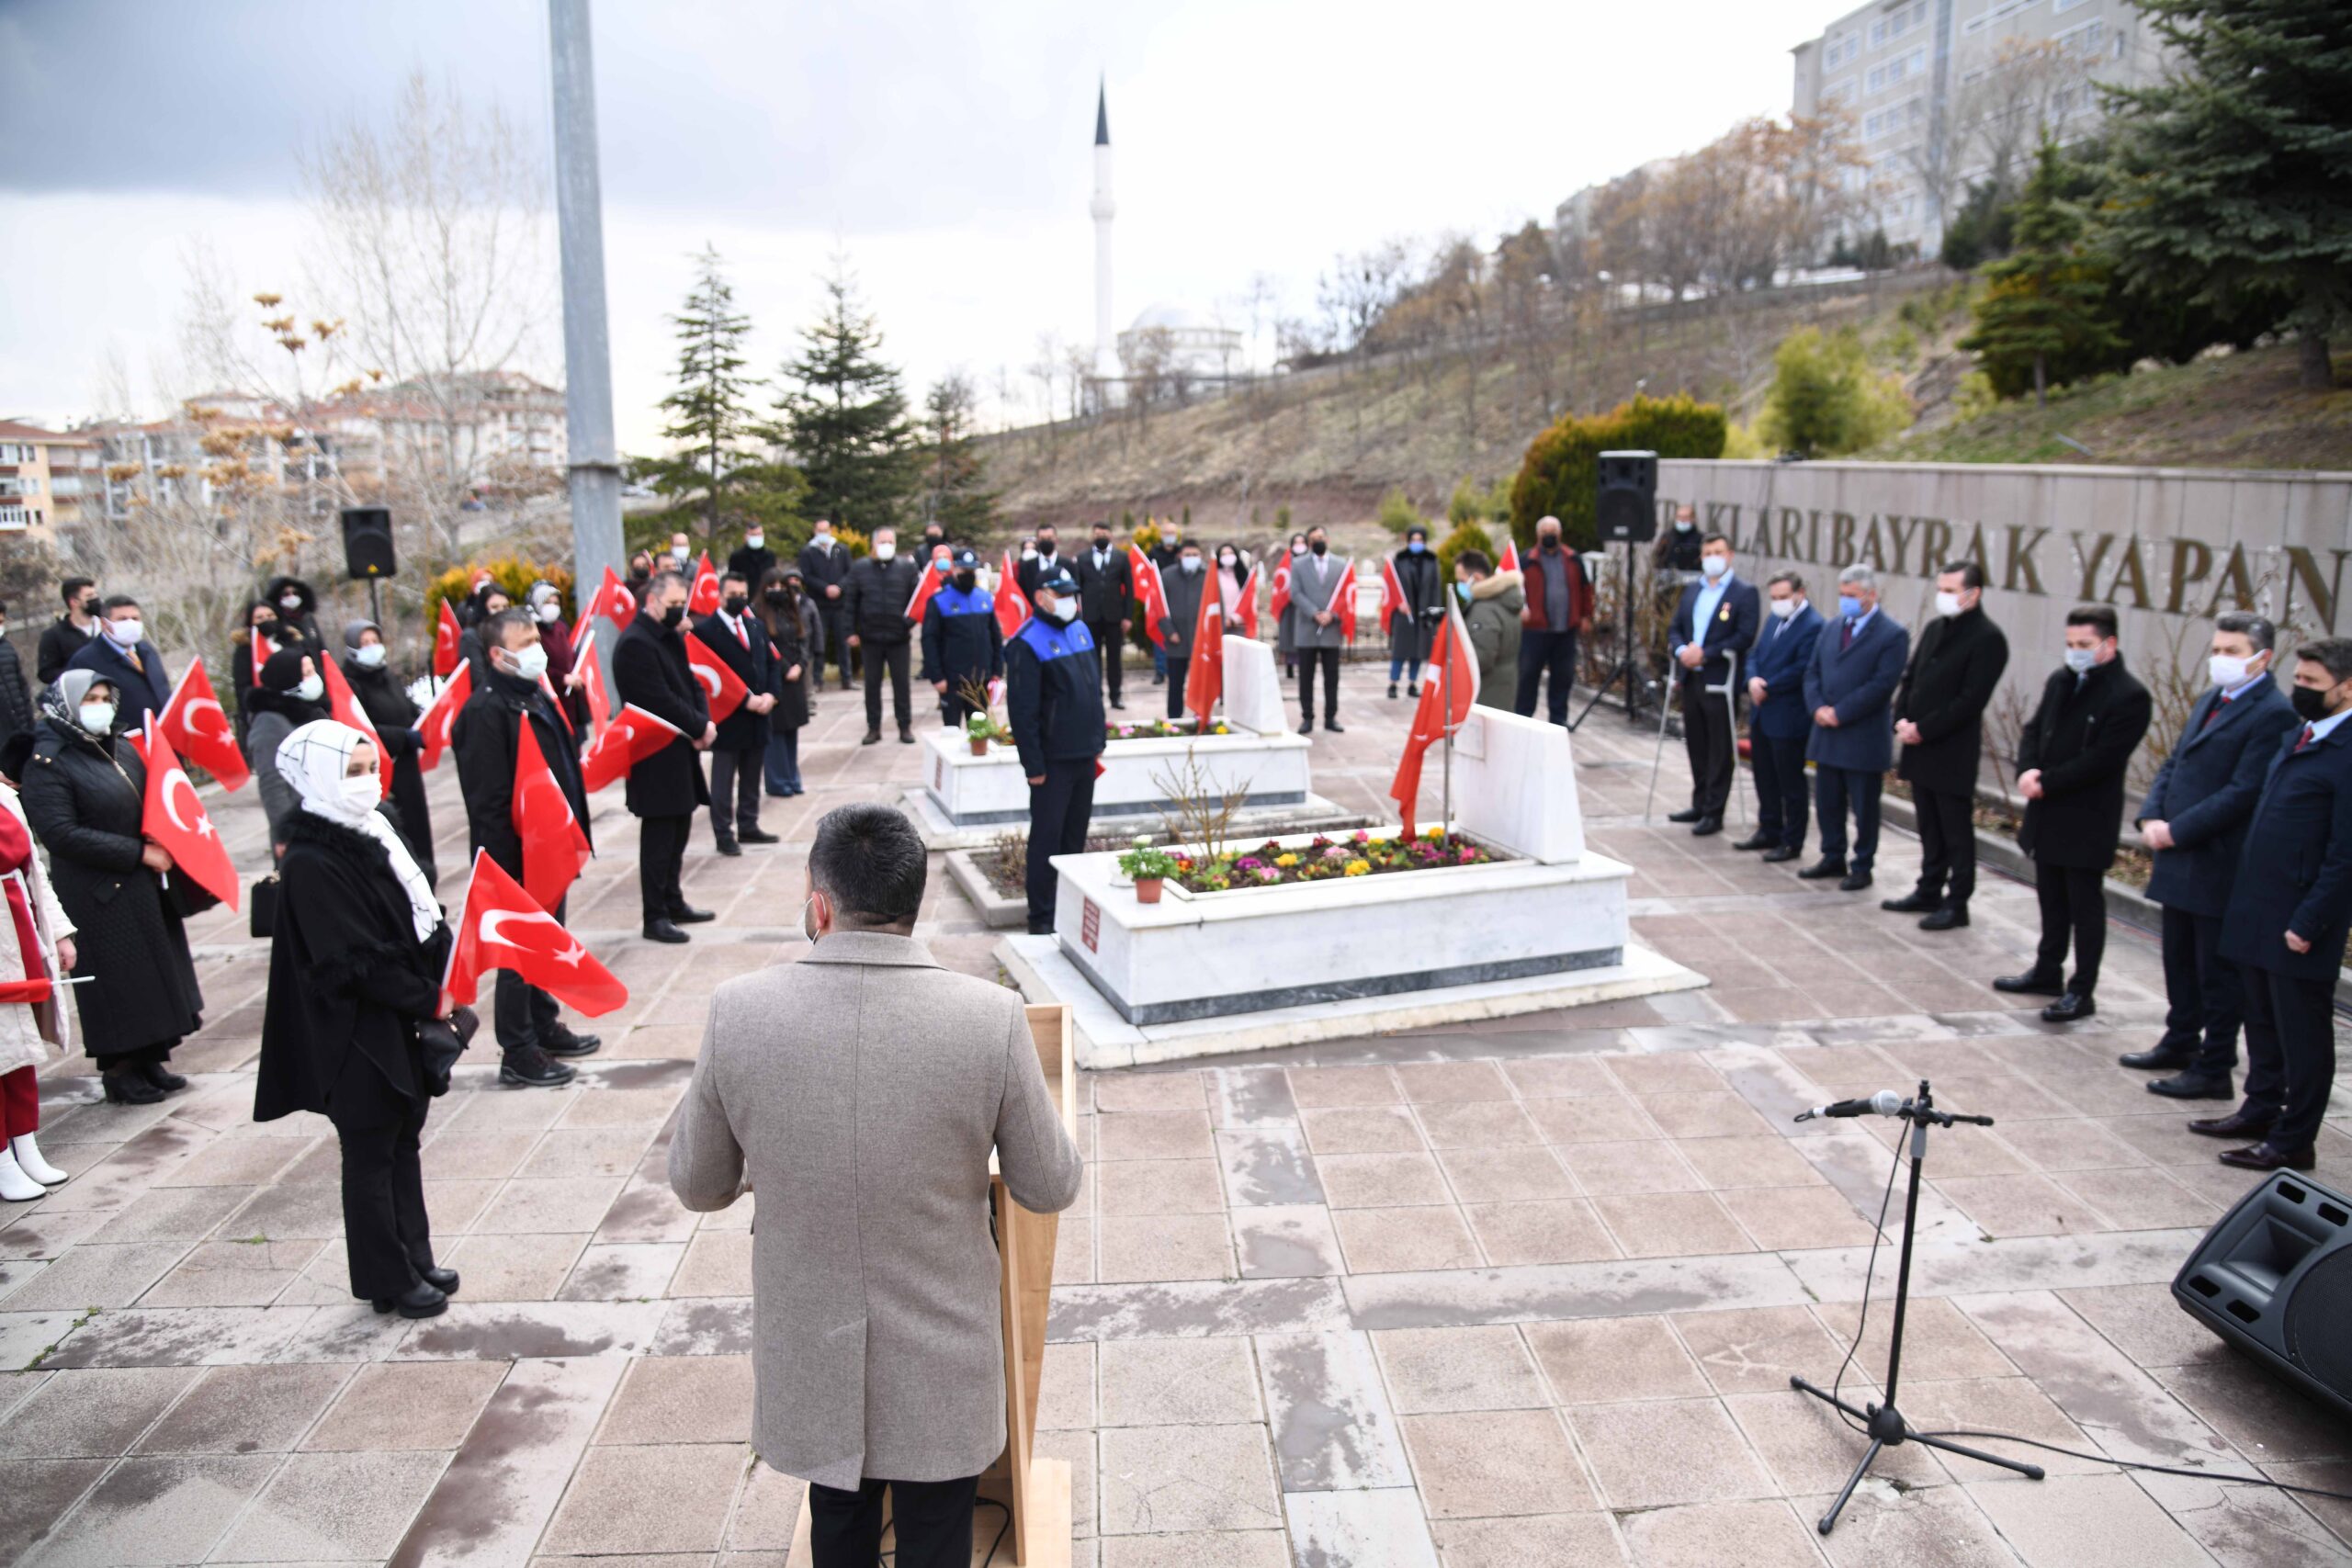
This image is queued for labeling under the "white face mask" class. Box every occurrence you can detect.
[1021,545,1036,560]
[2209,652,2258,688]
[1181,558,1202,573]
[1291,544,1306,557]
[338,773,379,814]
[105,617,143,646]
[279,594,303,612]
[814,532,832,547]
[355,644,387,668]
[1770,598,1798,620]
[1050,598,1079,623]
[1935,591,1963,618]
[293,672,325,703]
[746,534,764,548]
[1700,556,1728,580]
[537,602,562,623]
[874,541,896,561]
[1674,519,1694,533]
[2063,646,2098,675]
[506,646,549,683]
[78,701,117,734]
[1219,554,1237,568]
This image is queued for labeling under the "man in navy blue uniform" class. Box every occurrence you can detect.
[2120,612,2296,1100]
[2194,637,2352,1172]
[921,547,1004,729]
[1005,566,1105,936]
[1666,533,1758,836]
[692,571,781,856]
[1800,564,1908,892]
[1736,570,1824,863]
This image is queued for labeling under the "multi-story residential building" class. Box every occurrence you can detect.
[0,421,96,547]
[1791,0,2171,255]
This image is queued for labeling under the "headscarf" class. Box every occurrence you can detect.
[527,581,561,616]
[276,719,438,942]
[342,618,379,651]
[38,669,113,742]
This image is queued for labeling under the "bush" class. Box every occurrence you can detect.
[424,557,576,635]
[1129,517,1163,557]
[1447,475,1511,528]
[1435,521,1493,581]
[1755,327,1913,457]
[1508,392,1727,552]
[1721,422,1766,459]
[1375,487,1422,537]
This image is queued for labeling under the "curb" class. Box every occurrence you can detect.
[945,849,1030,929]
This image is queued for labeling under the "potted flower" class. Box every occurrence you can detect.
[964,710,994,756]
[1116,836,1180,904]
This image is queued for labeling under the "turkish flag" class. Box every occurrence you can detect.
[1270,558,1293,624]
[580,703,682,794]
[316,649,390,797]
[156,658,249,791]
[993,548,1032,640]
[139,722,240,911]
[573,625,613,728]
[514,719,591,912]
[1184,583,1225,726]
[905,556,946,623]
[1497,536,1521,574]
[435,600,463,679]
[688,550,721,615]
[1379,555,1407,632]
[684,636,747,723]
[1128,546,1170,648]
[1234,563,1261,641]
[1387,600,1480,838]
[416,662,471,772]
[538,673,576,739]
[1330,558,1361,643]
[444,850,626,1016]
[588,565,637,629]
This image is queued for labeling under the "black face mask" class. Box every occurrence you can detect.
[723,595,750,615]
[661,603,685,629]
[1037,540,1056,556]
[924,533,944,548]
[953,571,977,592]
[1309,539,1328,556]
[766,589,793,606]
[2291,685,2335,723]
[1540,536,1561,553]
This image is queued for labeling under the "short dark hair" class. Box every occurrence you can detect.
[1406,525,1428,542]
[1939,560,1986,591]
[100,594,141,615]
[1767,570,1805,592]
[484,607,537,649]
[61,577,93,607]
[719,570,748,591]
[1701,533,1730,550]
[2065,604,2118,639]
[808,804,927,925]
[2294,637,2352,683]
[2214,611,2275,653]
[1035,524,1056,536]
[1092,519,1113,532]
[1306,525,1328,536]
[1457,549,1493,577]
[648,570,687,599]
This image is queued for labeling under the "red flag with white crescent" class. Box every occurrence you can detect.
[443,850,625,1016]
[580,703,683,794]
[416,662,472,772]
[1234,563,1262,641]
[1387,600,1479,838]
[1184,585,1225,726]
[684,635,748,723]
[993,549,1032,640]
[572,625,613,729]
[316,649,390,796]
[588,565,637,629]
[688,550,721,615]
[1331,558,1361,643]
[139,722,240,911]
[1128,546,1170,648]
[156,657,249,790]
[905,556,946,623]
[514,719,591,912]
[1270,558,1293,623]
[435,599,463,679]
[1379,554,1407,632]
[1498,536,1521,574]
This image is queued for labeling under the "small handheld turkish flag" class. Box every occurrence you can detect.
[1128,546,1170,648]
[156,658,250,790]
[316,650,390,797]
[580,703,683,794]
[435,600,463,679]
[140,722,240,911]
[688,550,721,615]
[1234,563,1262,641]
[572,625,613,729]
[1330,558,1361,643]
[1185,581,1225,726]
[588,564,637,629]
[1379,555,1407,633]
[1388,600,1480,838]
[684,636,748,723]
[444,850,626,1015]
[416,663,472,772]
[1270,558,1293,624]
[905,555,946,623]
[1497,536,1521,574]
[514,719,591,912]
[993,548,1032,640]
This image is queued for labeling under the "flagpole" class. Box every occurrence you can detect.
[1441,605,1453,832]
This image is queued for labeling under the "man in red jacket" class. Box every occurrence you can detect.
[1515,515,1594,727]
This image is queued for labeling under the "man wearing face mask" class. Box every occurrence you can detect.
[1159,541,1209,721]
[1290,527,1349,734]
[797,522,855,690]
[845,527,922,745]
[1515,515,1595,725]
[613,572,718,943]
[2121,613,2296,1102]
[1741,571,1825,863]
[453,610,600,1085]
[693,572,782,856]
[1994,605,2152,1023]
[37,577,101,687]
[1015,525,1063,601]
[1883,563,2010,930]
[1075,521,1134,710]
[66,594,173,732]
[1387,527,1442,699]
[921,524,949,562]
[2202,637,2352,1173]
[729,525,777,589]
[1653,503,1704,574]
[1665,535,1758,835]
[1800,565,1909,891]
[921,548,1004,731]
[1004,568,1104,934]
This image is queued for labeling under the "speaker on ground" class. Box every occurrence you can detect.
[2174,1169,2352,1420]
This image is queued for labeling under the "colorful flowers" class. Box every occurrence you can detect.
[1159,829,1498,894]
[1342,859,1371,876]
[1321,844,1350,862]
[1274,852,1299,868]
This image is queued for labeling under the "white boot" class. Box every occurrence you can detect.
[10,1134,65,1186]
[0,1148,43,1202]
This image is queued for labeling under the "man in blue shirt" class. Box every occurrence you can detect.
[1665,534,1758,836]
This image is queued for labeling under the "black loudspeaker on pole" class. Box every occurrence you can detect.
[341,507,396,581]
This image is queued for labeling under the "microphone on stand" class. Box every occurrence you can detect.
[1792,1089,1905,1122]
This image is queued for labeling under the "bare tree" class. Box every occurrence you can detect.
[1951,39,2083,203]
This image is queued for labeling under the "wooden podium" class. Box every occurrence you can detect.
[788,1002,1076,1566]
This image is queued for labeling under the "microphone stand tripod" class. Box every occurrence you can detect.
[1792,1079,2044,1535]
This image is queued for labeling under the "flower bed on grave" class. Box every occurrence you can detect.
[1105,716,1233,741]
[1168,826,1501,893]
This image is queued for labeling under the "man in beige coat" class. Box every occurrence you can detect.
[669,803,1080,1568]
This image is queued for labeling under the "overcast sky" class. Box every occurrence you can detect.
[0,0,1832,453]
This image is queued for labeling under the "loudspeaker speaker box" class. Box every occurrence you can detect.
[1595,449,1657,545]
[341,506,396,581]
[2174,1169,2352,1420]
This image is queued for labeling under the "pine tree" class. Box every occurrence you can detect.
[772,265,917,534]
[643,247,776,536]
[918,373,998,537]
[2098,0,2352,389]
[1959,141,2121,406]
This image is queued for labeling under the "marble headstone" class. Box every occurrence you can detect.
[1222,635,1286,736]
[1451,706,1587,864]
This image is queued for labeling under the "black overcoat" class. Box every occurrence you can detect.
[2016,657,2154,871]
[1893,607,2010,796]
[342,655,437,885]
[611,613,711,818]
[451,670,593,880]
[1386,548,1445,664]
[692,611,776,751]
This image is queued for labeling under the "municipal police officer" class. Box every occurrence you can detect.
[921,547,1005,728]
[1005,565,1106,935]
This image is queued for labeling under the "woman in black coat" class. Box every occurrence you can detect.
[262,575,324,649]
[340,620,438,886]
[18,669,204,1104]
[758,567,815,796]
[1386,528,1444,698]
[254,718,459,1319]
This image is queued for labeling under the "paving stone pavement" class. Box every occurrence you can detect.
[2,652,2347,1566]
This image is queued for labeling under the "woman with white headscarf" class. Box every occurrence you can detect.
[0,731,74,1199]
[254,719,461,1319]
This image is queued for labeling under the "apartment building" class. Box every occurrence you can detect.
[0,421,96,547]
[1791,0,2170,254]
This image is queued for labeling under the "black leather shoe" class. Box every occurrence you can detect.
[899,728,916,744]
[101,1068,164,1105]
[1880,890,1939,913]
[1323,720,1344,733]
[1761,845,1803,863]
[1838,869,1874,891]
[1796,857,1848,880]
[740,828,779,845]
[2188,1110,2274,1140]
[671,905,716,924]
[1408,683,1421,697]
[642,919,690,944]
[714,839,742,857]
[138,1060,189,1092]
[861,728,882,745]
[419,1266,459,1296]
[1993,971,2066,997]
[2120,1043,2196,1071]
[1298,720,1314,735]
[1387,682,1398,699]
[1667,808,1704,824]
[2219,1142,2316,1172]
[1918,906,1970,931]
[1691,817,1724,837]
[2041,992,2097,1024]
[1731,832,1775,852]
[2148,1071,2233,1100]
[1110,700,1125,710]
[499,1046,576,1088]
[543,1032,601,1058]
[371,1282,448,1319]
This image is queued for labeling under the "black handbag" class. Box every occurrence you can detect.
[417,1005,480,1098]
[248,874,279,939]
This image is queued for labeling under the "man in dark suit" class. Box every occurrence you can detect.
[613,572,716,943]
[1666,534,1759,836]
[727,525,777,590]
[1736,570,1824,863]
[1015,524,1066,602]
[796,520,855,690]
[1075,520,1134,711]
[692,570,781,857]
[844,526,922,746]
[451,608,599,1087]
[2194,637,2352,1171]
[65,594,173,732]
[1993,605,2154,1023]
[1800,564,1908,892]
[1883,562,2010,930]
[2122,612,2298,1100]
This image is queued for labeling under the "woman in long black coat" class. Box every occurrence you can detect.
[1386,527,1444,698]
[757,566,815,796]
[339,620,438,886]
[18,669,204,1104]
[255,719,458,1319]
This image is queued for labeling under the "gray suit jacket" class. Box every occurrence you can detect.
[668,931,1081,1490]
[1289,553,1350,649]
